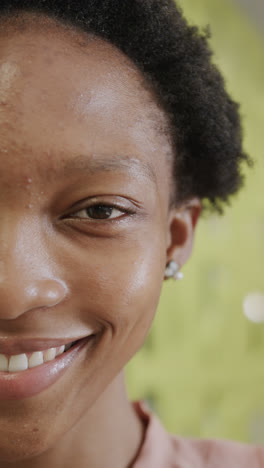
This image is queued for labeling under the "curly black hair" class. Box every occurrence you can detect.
[0,0,253,214]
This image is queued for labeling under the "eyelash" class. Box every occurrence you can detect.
[68,203,136,222]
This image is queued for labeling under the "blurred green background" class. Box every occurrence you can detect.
[126,0,264,443]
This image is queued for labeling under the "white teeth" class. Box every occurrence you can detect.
[0,354,8,371]
[9,354,28,372]
[56,345,65,356]
[43,347,56,362]
[0,341,75,373]
[28,351,44,369]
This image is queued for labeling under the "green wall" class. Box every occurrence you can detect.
[126,0,264,443]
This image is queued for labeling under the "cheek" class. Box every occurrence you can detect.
[66,226,167,352]
[104,245,165,345]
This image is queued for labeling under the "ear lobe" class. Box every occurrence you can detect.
[166,198,202,267]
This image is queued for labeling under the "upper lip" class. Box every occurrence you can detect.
[0,334,95,355]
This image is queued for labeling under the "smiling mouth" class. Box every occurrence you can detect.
[0,334,97,400]
[0,335,96,373]
[0,340,79,373]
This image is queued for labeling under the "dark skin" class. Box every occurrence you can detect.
[0,13,201,468]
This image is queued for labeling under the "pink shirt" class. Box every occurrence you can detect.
[132,401,264,467]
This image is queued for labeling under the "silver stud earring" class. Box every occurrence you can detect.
[164,260,184,280]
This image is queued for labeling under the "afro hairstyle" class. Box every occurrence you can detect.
[0,0,253,214]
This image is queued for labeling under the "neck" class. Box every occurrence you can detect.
[3,371,145,468]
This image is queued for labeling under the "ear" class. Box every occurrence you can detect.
[166,198,202,269]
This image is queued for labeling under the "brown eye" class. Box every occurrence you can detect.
[70,204,127,221]
[86,205,114,219]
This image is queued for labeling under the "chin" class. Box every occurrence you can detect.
[0,433,51,463]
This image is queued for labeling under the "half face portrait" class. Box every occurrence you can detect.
[0,2,254,468]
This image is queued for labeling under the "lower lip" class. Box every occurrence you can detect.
[0,336,95,401]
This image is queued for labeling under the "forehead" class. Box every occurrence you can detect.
[0,14,172,191]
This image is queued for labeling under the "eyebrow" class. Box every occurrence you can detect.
[60,154,157,185]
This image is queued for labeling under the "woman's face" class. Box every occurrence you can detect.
[0,15,199,461]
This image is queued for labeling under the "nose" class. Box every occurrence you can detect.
[0,218,69,320]
[25,280,68,311]
[0,277,68,321]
